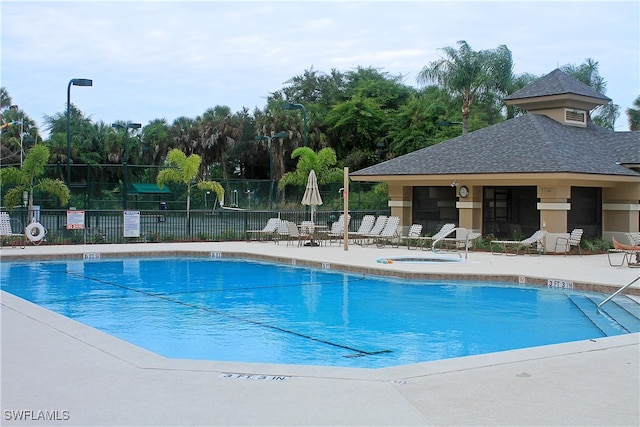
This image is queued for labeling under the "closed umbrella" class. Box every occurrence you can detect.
[301,170,323,246]
[301,169,323,223]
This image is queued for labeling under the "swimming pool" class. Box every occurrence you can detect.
[0,257,633,368]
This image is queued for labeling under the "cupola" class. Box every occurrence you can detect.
[504,69,611,127]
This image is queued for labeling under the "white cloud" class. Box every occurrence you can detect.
[2,0,638,134]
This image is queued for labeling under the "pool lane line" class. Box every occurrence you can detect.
[157,275,366,297]
[65,272,392,358]
[36,275,367,304]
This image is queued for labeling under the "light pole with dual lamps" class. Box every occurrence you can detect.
[281,102,307,147]
[112,122,142,210]
[66,78,93,184]
[255,131,288,209]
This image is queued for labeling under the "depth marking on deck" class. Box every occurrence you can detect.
[220,373,290,381]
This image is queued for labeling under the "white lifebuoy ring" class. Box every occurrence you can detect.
[25,221,46,243]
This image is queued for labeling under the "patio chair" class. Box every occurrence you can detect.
[298,220,317,246]
[285,220,308,247]
[554,228,583,256]
[490,230,547,256]
[418,223,456,251]
[0,212,25,249]
[404,224,423,250]
[348,215,375,244]
[245,217,280,242]
[374,216,400,248]
[359,215,387,247]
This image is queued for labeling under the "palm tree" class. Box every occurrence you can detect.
[561,59,620,130]
[0,144,70,219]
[0,87,12,109]
[627,95,640,131]
[279,146,343,190]
[199,106,243,182]
[417,40,513,135]
[156,149,224,237]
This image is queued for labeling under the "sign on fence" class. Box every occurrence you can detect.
[66,210,85,230]
[123,211,141,237]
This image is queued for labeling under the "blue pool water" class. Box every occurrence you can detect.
[0,257,626,368]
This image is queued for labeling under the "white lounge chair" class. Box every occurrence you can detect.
[246,217,280,242]
[0,212,25,248]
[359,215,387,247]
[404,224,423,250]
[348,215,375,244]
[374,216,400,248]
[418,223,456,251]
[491,230,547,256]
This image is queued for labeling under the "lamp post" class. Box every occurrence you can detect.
[281,102,307,147]
[255,131,288,209]
[66,78,93,184]
[113,122,142,210]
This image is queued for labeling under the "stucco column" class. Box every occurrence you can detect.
[387,184,412,231]
[602,183,640,240]
[456,185,481,232]
[537,185,571,253]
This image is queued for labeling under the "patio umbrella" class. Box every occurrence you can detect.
[301,169,323,223]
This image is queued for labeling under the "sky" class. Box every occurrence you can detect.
[2,0,639,137]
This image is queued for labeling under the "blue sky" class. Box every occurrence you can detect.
[2,0,638,135]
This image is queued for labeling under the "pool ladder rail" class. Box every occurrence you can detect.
[566,279,640,337]
[598,276,640,310]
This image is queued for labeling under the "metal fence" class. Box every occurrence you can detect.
[4,207,390,245]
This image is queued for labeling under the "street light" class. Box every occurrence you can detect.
[66,78,93,184]
[281,102,307,147]
[255,131,288,209]
[113,122,142,210]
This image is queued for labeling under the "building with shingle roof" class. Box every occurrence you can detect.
[350,69,639,248]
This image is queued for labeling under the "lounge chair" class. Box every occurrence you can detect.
[273,219,289,244]
[626,232,640,246]
[443,228,482,253]
[326,214,350,246]
[404,224,423,250]
[491,230,547,256]
[418,223,456,251]
[0,212,25,248]
[245,217,280,242]
[374,216,400,248]
[608,237,640,267]
[348,215,375,244]
[554,228,583,256]
[359,215,387,247]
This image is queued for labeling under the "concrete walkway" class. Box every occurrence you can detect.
[1,242,639,426]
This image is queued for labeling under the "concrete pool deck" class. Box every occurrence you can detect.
[1,242,639,426]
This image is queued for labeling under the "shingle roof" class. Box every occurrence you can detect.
[505,68,611,102]
[351,114,640,177]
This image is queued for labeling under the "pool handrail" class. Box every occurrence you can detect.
[597,276,640,310]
